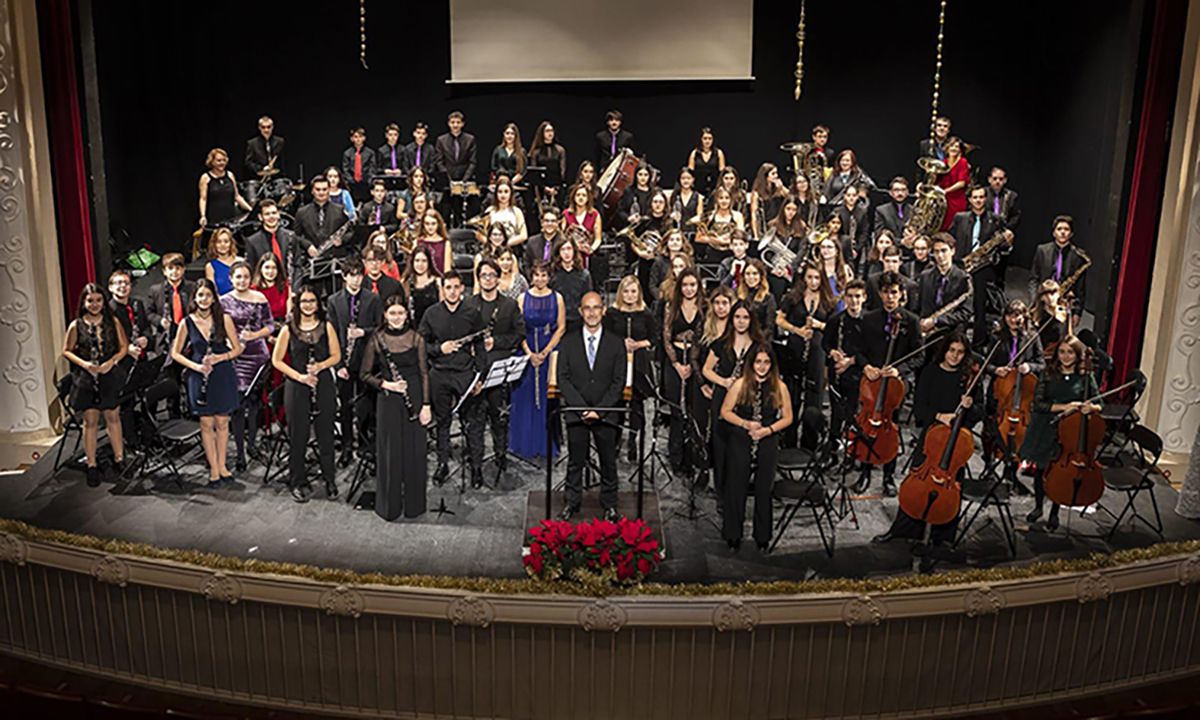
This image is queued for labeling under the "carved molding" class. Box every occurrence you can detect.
[713,599,760,632]
[319,585,365,618]
[964,585,1005,617]
[447,596,494,627]
[842,595,884,627]
[578,599,627,632]
[1178,553,1200,586]
[1158,140,1200,454]
[201,572,243,604]
[1076,572,1113,604]
[90,555,130,588]
[0,532,26,565]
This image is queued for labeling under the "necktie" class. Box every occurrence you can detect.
[610,133,616,156]
[372,278,379,295]
[318,205,325,226]
[350,293,359,322]
[126,304,134,332]
[1055,249,1064,281]
[270,231,283,265]
[897,203,904,220]
[354,149,363,182]
[416,146,422,166]
[171,286,183,323]
[972,216,981,251]
[453,137,460,161]
[543,238,552,261]
[390,146,397,169]
[1009,335,1019,365]
[587,334,597,370]
[935,274,948,306]
[884,313,894,336]
[993,196,1001,215]
[374,206,381,224]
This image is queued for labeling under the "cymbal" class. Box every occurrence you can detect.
[291,182,306,190]
[257,167,280,178]
[779,141,813,153]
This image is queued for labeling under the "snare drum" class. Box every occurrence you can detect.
[597,149,638,224]
[239,179,263,204]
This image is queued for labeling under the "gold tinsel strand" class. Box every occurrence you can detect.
[359,0,368,70]
[3,518,1199,598]
[793,0,806,101]
[929,0,947,141]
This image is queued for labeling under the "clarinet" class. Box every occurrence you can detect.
[345,298,360,374]
[377,333,417,421]
[88,321,103,406]
[308,339,321,418]
[750,381,764,467]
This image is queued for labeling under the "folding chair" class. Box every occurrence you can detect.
[1098,369,1147,464]
[51,374,84,472]
[133,378,201,489]
[953,424,1018,556]
[1097,423,1165,540]
[769,418,837,555]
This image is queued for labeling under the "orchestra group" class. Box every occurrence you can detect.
[62,109,1108,566]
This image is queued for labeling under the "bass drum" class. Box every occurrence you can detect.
[239,179,264,205]
[597,148,638,224]
[265,177,297,207]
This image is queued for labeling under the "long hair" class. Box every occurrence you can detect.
[737,259,771,304]
[188,278,229,344]
[74,283,119,351]
[500,122,526,175]
[818,236,851,299]
[751,162,785,200]
[402,246,441,297]
[701,285,737,345]
[784,261,835,314]
[666,267,705,334]
[770,195,807,237]
[566,182,594,213]
[288,284,326,335]
[835,149,859,174]
[408,166,428,193]
[936,330,974,384]
[1000,298,1029,338]
[735,342,784,409]
[1048,334,1091,378]
[529,120,556,157]
[718,299,766,350]
[253,253,287,293]
[551,235,580,271]
[419,209,450,242]
[655,228,693,259]
[613,275,647,312]
[658,252,695,300]
[490,176,518,211]
[377,293,410,335]
[1033,279,1061,325]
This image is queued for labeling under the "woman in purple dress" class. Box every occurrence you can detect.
[508,261,566,459]
[220,260,275,471]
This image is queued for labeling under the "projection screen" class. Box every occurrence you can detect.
[448,0,754,83]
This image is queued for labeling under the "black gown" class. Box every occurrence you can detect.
[284,322,337,490]
[779,292,829,447]
[361,328,430,520]
[706,339,750,498]
[409,280,441,328]
[722,384,783,545]
[605,308,655,436]
[662,303,703,472]
[69,318,123,411]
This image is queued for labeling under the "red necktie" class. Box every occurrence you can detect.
[270,231,283,265]
[126,304,134,329]
[372,278,379,295]
[171,286,183,323]
[354,149,363,182]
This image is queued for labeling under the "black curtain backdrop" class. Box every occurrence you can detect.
[90,0,1145,320]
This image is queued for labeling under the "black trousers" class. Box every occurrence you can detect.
[723,433,779,545]
[565,418,619,510]
[663,364,699,472]
[482,384,509,458]
[336,375,372,452]
[430,369,484,471]
[969,266,1000,342]
[231,394,261,464]
[285,376,336,489]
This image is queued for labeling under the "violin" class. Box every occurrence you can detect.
[992,321,1050,460]
[848,315,904,465]
[1043,376,1138,508]
[898,345,996,525]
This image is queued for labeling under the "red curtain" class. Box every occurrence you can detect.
[1106,0,1189,384]
[39,0,95,306]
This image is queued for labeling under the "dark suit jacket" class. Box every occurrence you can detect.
[919,137,947,160]
[341,145,379,185]
[916,265,973,330]
[462,293,526,369]
[435,132,478,182]
[866,271,919,312]
[245,227,310,281]
[873,201,914,241]
[147,279,196,344]
[364,274,404,305]
[401,141,436,175]
[859,307,921,375]
[357,201,397,232]
[294,201,349,247]
[984,187,1021,230]
[524,232,559,271]
[556,327,627,424]
[1029,241,1088,306]
[244,135,285,177]
[949,210,1009,270]
[831,201,871,267]
[110,298,153,349]
[377,143,405,174]
[327,289,382,373]
[594,128,635,167]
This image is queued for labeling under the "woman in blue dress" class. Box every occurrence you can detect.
[509,260,566,459]
[204,227,241,296]
[170,278,243,487]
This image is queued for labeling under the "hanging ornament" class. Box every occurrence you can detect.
[360,0,369,70]
[793,0,806,101]
[928,0,948,141]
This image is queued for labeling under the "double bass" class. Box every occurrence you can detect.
[898,343,997,526]
[1043,376,1139,508]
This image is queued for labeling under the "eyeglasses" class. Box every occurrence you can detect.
[478,271,498,279]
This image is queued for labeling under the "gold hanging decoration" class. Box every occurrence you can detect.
[360,0,369,69]
[928,0,948,141]
[793,0,806,101]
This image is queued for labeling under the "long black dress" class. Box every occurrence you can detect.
[361,328,430,520]
[605,307,655,439]
[706,338,750,499]
[723,383,783,545]
[662,303,703,473]
[69,318,123,411]
[285,322,337,491]
[779,292,830,447]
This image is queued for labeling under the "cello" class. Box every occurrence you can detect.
[1043,376,1139,508]
[898,342,998,526]
[993,317,1053,460]
[847,316,904,465]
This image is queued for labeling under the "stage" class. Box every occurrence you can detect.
[4,422,1196,586]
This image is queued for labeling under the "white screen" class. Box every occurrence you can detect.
[449,0,754,83]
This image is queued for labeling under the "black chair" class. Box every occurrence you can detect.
[132,378,201,488]
[769,416,837,556]
[51,374,84,471]
[1097,423,1165,540]
[1098,369,1147,464]
[260,383,290,487]
[953,425,1018,557]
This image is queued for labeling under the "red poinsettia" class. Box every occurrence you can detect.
[524,517,662,585]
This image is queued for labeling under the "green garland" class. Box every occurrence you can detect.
[3,518,1198,598]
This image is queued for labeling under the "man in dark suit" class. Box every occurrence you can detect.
[594,109,636,168]
[147,253,195,417]
[918,116,952,161]
[245,199,314,284]
[341,127,378,204]
[949,185,1012,340]
[357,179,398,234]
[556,291,627,520]
[244,115,286,178]
[108,269,152,364]
[1029,214,1088,322]
[984,166,1021,230]
[436,111,478,228]
[401,122,436,177]
[378,123,405,178]
[524,208,561,272]
[916,234,973,337]
[294,176,349,260]
[866,246,919,312]
[463,258,526,475]
[327,256,383,466]
[873,176,916,255]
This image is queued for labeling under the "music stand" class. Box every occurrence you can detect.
[446,371,482,494]
[480,354,538,486]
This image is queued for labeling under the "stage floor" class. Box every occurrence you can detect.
[4,423,1197,585]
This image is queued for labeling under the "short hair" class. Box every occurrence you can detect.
[447,111,464,121]
[882,245,903,259]
[162,253,186,269]
[605,109,623,122]
[889,176,909,189]
[362,246,388,262]
[812,124,829,135]
[477,258,501,277]
[385,122,400,133]
[108,269,131,284]
[204,148,228,168]
[1053,214,1074,231]
[371,179,387,190]
[229,259,253,277]
[968,184,987,197]
[311,175,330,188]
[413,122,428,131]
[845,278,867,293]
[443,270,464,285]
[541,208,560,222]
[257,116,273,127]
[931,232,955,250]
[935,115,952,125]
[340,256,365,276]
[730,229,749,244]
[877,271,902,292]
[350,127,366,137]
[989,166,1007,177]
[258,198,278,213]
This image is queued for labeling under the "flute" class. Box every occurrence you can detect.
[623,315,634,401]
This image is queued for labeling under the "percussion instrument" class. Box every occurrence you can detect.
[597,148,638,224]
[449,180,481,197]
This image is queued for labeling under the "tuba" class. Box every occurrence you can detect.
[905,157,950,236]
[781,141,830,202]
[758,228,798,278]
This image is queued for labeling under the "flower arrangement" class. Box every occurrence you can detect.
[523,517,663,586]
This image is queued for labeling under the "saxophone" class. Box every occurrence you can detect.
[1057,247,1092,299]
[961,228,1011,273]
[750,381,764,466]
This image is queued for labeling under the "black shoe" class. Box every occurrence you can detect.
[86,466,102,487]
[757,542,770,554]
[106,458,129,482]
[291,485,311,503]
[496,454,508,474]
[603,507,620,522]
[220,474,235,486]
[626,436,638,463]
[882,479,897,497]
[470,469,484,489]
[1010,480,1032,496]
[726,538,741,551]
[558,504,579,521]
[852,472,871,494]
[207,478,223,490]
[338,450,354,469]
[918,555,936,573]
[433,464,449,487]
[235,459,247,473]
[325,480,338,500]
[871,531,894,544]
[1046,509,1060,532]
[1025,505,1043,523]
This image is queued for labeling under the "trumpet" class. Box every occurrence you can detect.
[757,228,798,277]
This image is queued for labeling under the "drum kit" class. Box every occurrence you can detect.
[240,164,303,209]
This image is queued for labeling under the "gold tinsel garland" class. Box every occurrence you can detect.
[3,518,1199,598]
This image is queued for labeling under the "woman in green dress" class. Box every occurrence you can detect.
[1020,335,1101,530]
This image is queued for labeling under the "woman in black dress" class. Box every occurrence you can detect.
[271,285,341,503]
[626,190,675,292]
[648,230,694,304]
[402,246,443,328]
[702,300,763,503]
[765,196,809,297]
[605,275,655,461]
[748,162,788,241]
[695,286,735,490]
[529,121,567,208]
[687,127,726,196]
[361,295,432,520]
[737,260,777,339]
[62,283,129,487]
[169,278,243,488]
[550,236,593,335]
[662,267,706,475]
[776,262,836,447]
[197,148,252,230]
[720,343,793,551]
[669,167,703,237]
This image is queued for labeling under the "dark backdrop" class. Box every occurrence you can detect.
[88,0,1146,322]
